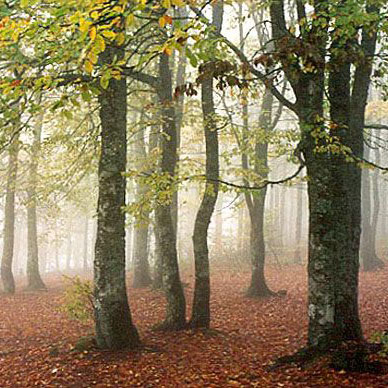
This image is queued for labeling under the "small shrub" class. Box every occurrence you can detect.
[61,275,94,324]
[371,331,388,356]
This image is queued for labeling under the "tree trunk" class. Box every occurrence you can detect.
[26,114,46,290]
[83,217,89,272]
[94,44,139,349]
[132,219,152,287]
[294,183,304,265]
[1,135,19,294]
[66,225,72,271]
[154,52,186,330]
[214,193,223,252]
[246,88,274,297]
[132,122,152,288]
[189,67,219,329]
[360,146,384,270]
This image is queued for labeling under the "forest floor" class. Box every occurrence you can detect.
[0,264,388,387]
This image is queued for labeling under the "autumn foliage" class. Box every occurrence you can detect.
[0,266,387,387]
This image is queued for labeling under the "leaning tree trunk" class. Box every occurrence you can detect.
[94,44,139,349]
[189,66,219,328]
[189,0,223,328]
[1,135,20,294]
[26,113,46,291]
[154,52,186,330]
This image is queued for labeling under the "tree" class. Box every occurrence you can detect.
[94,43,139,349]
[1,133,20,294]
[26,110,46,291]
[269,0,380,352]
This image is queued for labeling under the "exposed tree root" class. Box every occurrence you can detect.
[152,320,187,332]
[267,341,384,374]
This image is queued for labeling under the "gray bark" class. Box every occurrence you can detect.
[26,114,46,290]
[94,44,139,349]
[132,122,152,288]
[270,0,378,351]
[154,53,186,330]
[360,146,384,270]
[83,217,89,272]
[245,88,274,297]
[1,135,20,294]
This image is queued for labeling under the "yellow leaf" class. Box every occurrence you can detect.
[88,51,98,64]
[84,60,93,73]
[101,30,116,39]
[172,0,185,6]
[90,11,99,20]
[126,13,134,26]
[79,18,91,33]
[115,32,125,46]
[159,16,166,28]
[89,26,97,41]
[94,35,106,53]
[162,0,171,8]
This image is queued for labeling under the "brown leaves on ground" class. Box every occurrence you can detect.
[0,266,388,387]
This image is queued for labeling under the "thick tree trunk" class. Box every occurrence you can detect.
[189,70,219,328]
[94,44,139,349]
[1,136,19,294]
[26,115,46,290]
[154,53,186,330]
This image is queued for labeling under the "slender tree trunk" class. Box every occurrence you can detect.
[1,135,19,294]
[94,44,139,349]
[83,217,89,272]
[26,114,46,290]
[66,226,72,271]
[125,221,133,271]
[189,66,219,329]
[246,88,274,297]
[214,193,223,252]
[294,184,304,264]
[152,223,163,289]
[132,218,152,287]
[154,53,186,330]
[361,146,384,270]
[132,122,152,288]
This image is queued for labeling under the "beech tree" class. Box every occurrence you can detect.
[269,0,381,352]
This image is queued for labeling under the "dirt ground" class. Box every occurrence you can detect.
[0,265,387,387]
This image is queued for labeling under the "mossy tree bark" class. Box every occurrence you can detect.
[26,113,46,291]
[154,53,186,330]
[1,134,19,294]
[94,44,139,349]
[270,0,378,351]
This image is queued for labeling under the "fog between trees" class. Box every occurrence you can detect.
[0,0,388,375]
